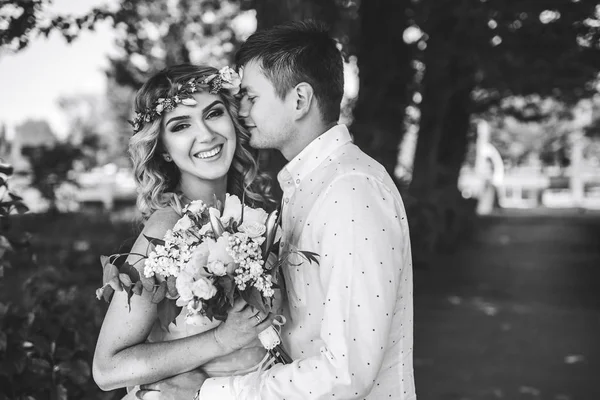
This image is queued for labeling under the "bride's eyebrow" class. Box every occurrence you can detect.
[165,101,224,126]
[165,115,189,126]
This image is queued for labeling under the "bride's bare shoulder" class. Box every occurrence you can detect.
[141,207,181,239]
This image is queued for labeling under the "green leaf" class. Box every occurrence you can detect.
[119,273,133,287]
[157,299,181,332]
[102,285,115,302]
[140,272,156,292]
[56,359,90,385]
[217,275,235,306]
[299,251,320,265]
[121,262,141,282]
[55,383,68,400]
[102,262,119,286]
[100,255,110,268]
[151,281,167,304]
[132,281,143,296]
[166,275,178,298]
[144,234,165,248]
[241,287,267,314]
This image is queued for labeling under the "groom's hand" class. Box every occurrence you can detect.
[136,369,209,400]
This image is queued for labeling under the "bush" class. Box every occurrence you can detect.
[0,160,137,399]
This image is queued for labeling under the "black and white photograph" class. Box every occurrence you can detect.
[1,0,599,399]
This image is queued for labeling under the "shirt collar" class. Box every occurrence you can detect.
[277,124,352,189]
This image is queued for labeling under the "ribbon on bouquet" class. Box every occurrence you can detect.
[258,315,286,350]
[257,315,293,365]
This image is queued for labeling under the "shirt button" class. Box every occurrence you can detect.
[280,241,285,247]
[284,198,290,204]
[295,179,300,184]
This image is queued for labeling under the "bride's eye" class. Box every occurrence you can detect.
[206,108,225,120]
[171,123,190,132]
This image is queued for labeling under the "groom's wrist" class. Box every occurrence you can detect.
[197,377,237,400]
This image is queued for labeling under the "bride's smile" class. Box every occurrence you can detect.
[161,92,237,183]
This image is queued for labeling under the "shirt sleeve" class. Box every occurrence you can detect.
[201,173,410,400]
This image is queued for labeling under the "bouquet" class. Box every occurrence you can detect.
[97,194,318,364]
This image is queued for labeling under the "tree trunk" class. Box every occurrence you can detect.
[434,85,477,251]
[409,57,453,198]
[350,0,413,178]
[436,85,473,190]
[409,0,474,199]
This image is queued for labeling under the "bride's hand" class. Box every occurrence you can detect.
[213,298,274,352]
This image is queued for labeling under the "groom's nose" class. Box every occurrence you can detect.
[239,95,251,118]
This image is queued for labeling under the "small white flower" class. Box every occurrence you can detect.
[185,200,207,214]
[220,194,242,225]
[173,215,193,232]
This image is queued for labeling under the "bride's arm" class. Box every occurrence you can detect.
[92,210,271,391]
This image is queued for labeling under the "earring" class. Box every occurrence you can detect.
[163,154,172,162]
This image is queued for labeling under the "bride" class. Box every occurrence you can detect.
[92,64,279,398]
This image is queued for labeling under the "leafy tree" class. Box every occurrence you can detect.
[410,0,600,199]
[21,143,82,214]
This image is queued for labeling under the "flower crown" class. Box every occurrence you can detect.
[129,66,242,134]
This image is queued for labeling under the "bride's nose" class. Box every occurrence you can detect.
[193,119,217,143]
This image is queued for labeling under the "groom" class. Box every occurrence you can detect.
[139,20,416,399]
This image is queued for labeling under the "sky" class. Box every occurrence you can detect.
[0,0,118,139]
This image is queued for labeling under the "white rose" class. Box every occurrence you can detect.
[175,271,194,303]
[173,215,193,232]
[220,194,242,226]
[206,260,227,276]
[207,233,234,265]
[183,241,211,278]
[243,206,268,226]
[198,222,213,236]
[185,200,207,215]
[191,277,217,299]
[238,221,266,238]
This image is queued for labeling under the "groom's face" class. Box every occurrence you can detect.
[239,60,295,153]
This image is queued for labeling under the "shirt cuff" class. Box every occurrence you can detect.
[199,377,236,400]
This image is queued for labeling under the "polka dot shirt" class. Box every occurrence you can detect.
[201,125,416,399]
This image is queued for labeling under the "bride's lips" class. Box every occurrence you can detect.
[193,144,223,160]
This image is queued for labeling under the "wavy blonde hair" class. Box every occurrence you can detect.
[129,64,277,219]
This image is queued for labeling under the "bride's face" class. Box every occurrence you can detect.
[160,91,237,184]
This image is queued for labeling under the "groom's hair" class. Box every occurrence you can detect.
[236,20,344,124]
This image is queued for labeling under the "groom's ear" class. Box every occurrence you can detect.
[292,82,314,120]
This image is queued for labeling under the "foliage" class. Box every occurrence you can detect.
[0,179,135,399]
[21,143,83,213]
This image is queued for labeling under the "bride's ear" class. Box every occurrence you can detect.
[162,153,172,162]
[292,82,314,120]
